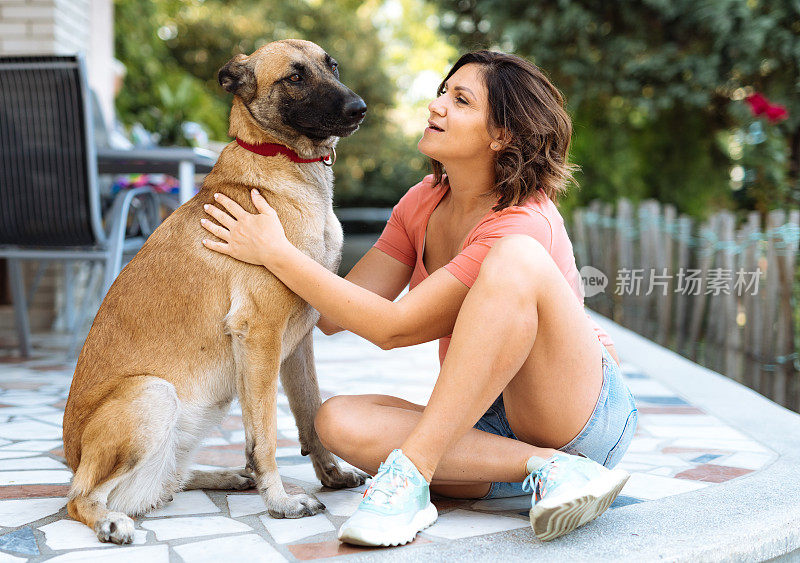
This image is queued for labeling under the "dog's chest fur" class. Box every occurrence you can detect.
[280,209,340,360]
[225,161,343,361]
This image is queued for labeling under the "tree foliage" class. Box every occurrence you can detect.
[114,0,430,206]
[430,0,800,217]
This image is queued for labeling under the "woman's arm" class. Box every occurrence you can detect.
[316,247,413,335]
[200,190,468,349]
[267,245,469,348]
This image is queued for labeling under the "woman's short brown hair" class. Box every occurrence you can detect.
[431,51,579,210]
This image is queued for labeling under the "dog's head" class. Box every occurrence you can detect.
[218,39,366,149]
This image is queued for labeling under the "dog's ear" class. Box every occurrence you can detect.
[218,54,256,102]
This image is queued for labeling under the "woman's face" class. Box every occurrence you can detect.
[417,63,500,165]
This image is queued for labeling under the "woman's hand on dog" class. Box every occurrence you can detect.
[201,190,291,266]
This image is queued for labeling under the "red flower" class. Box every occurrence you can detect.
[765,103,788,123]
[746,93,770,116]
[745,91,789,124]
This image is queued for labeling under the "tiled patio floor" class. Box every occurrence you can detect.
[0,329,778,562]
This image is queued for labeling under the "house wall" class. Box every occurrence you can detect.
[0,0,114,126]
[0,0,114,336]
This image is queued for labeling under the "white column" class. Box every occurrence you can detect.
[179,160,196,204]
[87,0,114,128]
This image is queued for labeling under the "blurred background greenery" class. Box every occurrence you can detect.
[114,0,799,217]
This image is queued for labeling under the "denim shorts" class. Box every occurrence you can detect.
[474,344,638,499]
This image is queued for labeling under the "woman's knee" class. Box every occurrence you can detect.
[479,235,554,294]
[486,235,549,271]
[314,395,369,452]
[315,396,346,448]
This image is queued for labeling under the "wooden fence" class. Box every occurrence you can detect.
[571,200,800,413]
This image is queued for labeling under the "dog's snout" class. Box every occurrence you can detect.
[343,97,367,120]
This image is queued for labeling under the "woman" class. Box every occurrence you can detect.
[200,51,638,545]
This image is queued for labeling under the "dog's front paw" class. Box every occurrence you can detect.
[317,462,369,489]
[94,511,135,544]
[265,493,325,519]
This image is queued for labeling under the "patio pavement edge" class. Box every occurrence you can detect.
[352,311,800,562]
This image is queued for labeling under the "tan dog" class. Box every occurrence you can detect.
[63,39,368,544]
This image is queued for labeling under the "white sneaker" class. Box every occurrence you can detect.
[523,451,630,541]
[337,449,438,547]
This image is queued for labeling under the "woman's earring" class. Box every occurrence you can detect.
[491,143,499,150]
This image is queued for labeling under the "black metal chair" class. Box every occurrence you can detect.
[0,54,162,357]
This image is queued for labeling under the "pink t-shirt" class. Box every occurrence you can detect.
[373,174,615,365]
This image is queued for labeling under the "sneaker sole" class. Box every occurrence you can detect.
[338,503,438,547]
[530,468,630,542]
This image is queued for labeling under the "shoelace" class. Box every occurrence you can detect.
[522,453,595,502]
[522,458,560,502]
[362,461,411,506]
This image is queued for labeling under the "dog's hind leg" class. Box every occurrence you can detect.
[67,448,136,545]
[231,321,324,518]
[68,376,180,543]
[280,332,368,489]
[183,468,254,490]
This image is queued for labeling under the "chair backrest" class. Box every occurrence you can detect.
[0,54,104,247]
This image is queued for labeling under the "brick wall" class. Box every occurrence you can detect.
[0,0,90,55]
[0,0,112,336]
[0,0,114,132]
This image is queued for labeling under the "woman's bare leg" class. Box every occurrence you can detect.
[315,393,549,498]
[398,234,604,482]
[316,234,605,495]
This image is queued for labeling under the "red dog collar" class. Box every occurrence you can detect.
[235,138,334,166]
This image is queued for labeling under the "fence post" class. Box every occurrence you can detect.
[616,199,634,325]
[742,212,762,391]
[656,204,676,346]
[688,216,716,363]
[600,202,616,317]
[705,213,724,373]
[637,200,657,338]
[587,201,603,273]
[774,209,799,409]
[720,212,740,381]
[572,208,588,273]
[788,210,800,412]
[673,215,692,355]
[761,210,784,400]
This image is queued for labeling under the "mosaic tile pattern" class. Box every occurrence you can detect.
[0,330,777,561]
